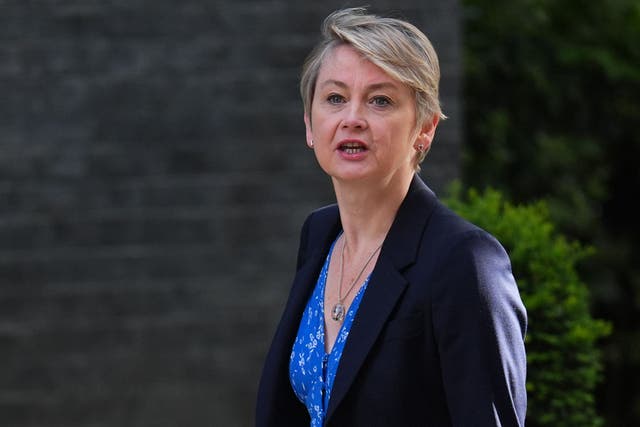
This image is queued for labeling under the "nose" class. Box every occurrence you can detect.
[341,101,368,130]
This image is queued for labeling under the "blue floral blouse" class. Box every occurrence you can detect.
[289,236,371,427]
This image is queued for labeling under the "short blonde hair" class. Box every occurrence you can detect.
[300,7,446,168]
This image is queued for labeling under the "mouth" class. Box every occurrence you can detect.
[338,140,368,154]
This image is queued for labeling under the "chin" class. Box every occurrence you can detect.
[330,170,377,183]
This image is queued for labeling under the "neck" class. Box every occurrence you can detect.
[333,172,414,253]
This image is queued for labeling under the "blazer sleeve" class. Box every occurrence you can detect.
[431,230,527,426]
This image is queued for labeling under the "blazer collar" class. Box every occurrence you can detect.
[379,174,437,271]
[326,174,439,420]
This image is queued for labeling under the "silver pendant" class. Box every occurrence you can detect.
[331,302,346,322]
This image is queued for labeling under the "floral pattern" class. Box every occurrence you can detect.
[289,236,370,426]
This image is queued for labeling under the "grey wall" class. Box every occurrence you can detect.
[0,1,461,426]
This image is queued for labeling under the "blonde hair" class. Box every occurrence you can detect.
[300,7,446,168]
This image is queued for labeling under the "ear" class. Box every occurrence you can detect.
[304,113,313,148]
[415,115,439,151]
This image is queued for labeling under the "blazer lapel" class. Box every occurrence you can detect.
[258,206,342,422]
[326,253,408,420]
[326,175,438,420]
[275,208,342,362]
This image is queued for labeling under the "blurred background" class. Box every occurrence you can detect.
[0,1,460,426]
[1,0,638,426]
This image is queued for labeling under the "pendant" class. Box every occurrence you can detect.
[331,302,346,322]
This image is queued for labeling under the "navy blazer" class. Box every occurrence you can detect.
[256,176,527,426]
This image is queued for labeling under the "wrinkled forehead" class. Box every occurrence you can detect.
[315,44,403,91]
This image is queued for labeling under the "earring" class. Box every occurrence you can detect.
[308,140,314,148]
[416,144,424,152]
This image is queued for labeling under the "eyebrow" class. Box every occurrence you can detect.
[319,79,399,92]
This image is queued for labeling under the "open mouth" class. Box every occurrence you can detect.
[338,141,367,154]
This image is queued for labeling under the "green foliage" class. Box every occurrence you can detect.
[444,184,611,427]
[462,0,640,424]
[462,0,640,240]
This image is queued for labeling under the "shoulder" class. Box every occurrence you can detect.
[302,204,340,242]
[410,193,515,297]
[295,204,341,269]
[424,202,519,313]
[427,198,507,261]
[306,204,340,226]
[400,174,495,243]
[423,201,525,333]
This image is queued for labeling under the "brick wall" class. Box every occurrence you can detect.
[0,1,461,425]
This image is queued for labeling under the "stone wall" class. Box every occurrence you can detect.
[0,1,461,425]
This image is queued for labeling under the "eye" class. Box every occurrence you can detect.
[327,93,346,104]
[370,96,392,107]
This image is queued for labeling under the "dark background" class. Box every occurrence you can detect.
[0,1,461,425]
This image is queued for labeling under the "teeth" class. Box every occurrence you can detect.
[344,148,363,154]
[339,141,366,154]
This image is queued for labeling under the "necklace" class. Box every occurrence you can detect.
[331,237,383,322]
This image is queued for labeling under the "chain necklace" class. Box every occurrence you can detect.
[331,236,383,323]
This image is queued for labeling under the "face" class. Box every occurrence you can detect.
[305,44,437,185]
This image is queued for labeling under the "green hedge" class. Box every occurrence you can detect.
[444,184,611,427]
[461,1,640,423]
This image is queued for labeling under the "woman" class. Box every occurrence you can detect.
[256,7,527,427]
